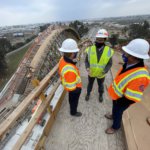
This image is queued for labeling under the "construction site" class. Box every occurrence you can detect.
[0,24,150,150]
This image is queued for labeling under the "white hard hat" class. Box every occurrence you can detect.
[59,38,79,53]
[122,39,150,59]
[96,29,109,38]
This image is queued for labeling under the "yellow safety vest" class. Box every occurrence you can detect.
[86,45,114,78]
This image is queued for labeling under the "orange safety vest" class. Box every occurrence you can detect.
[58,57,82,91]
[108,66,150,102]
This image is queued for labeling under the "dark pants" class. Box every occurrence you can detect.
[112,100,130,129]
[87,76,105,96]
[69,88,81,115]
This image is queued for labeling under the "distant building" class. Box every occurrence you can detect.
[0,36,7,39]
[13,32,24,37]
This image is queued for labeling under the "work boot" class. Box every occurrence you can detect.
[85,94,90,101]
[104,113,113,120]
[105,127,117,134]
[71,112,82,117]
[99,94,103,102]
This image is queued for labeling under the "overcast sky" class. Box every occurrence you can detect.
[0,0,150,26]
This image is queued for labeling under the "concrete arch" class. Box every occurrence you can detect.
[30,27,80,80]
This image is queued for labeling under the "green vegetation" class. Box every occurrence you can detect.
[12,35,36,50]
[109,20,150,47]
[0,38,12,77]
[6,45,31,75]
[0,36,35,78]
[109,34,129,48]
[69,20,89,37]
[109,34,119,48]
[129,20,150,39]
[0,44,31,91]
[40,24,50,32]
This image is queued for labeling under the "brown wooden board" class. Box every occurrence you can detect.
[12,80,61,150]
[35,90,66,150]
[53,90,66,118]
[0,64,58,140]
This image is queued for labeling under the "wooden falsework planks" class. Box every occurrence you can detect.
[35,90,66,150]
[12,80,61,150]
[0,64,59,140]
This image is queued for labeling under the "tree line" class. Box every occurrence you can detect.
[1,20,149,77]
[129,20,150,39]
[0,38,11,77]
[0,35,36,77]
[109,20,150,48]
[69,20,89,37]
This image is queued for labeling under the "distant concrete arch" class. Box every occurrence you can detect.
[0,26,81,106]
[60,27,80,40]
[30,27,80,80]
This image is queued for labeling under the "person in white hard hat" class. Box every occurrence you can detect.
[85,29,114,102]
[58,38,82,117]
[105,38,150,134]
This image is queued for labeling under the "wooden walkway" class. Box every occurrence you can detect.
[45,57,126,150]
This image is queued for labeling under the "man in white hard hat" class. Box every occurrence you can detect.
[58,38,82,117]
[85,29,114,102]
[105,38,150,134]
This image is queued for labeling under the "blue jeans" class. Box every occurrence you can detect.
[112,100,130,129]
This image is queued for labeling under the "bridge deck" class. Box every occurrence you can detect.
[45,58,126,150]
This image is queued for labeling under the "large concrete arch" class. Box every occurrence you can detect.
[30,27,80,80]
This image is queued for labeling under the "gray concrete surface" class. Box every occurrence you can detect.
[45,58,126,150]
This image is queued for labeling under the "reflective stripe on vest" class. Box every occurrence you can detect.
[118,69,149,90]
[61,65,78,76]
[86,45,114,78]
[112,81,123,97]
[124,88,143,102]
[61,65,81,90]
[112,68,149,100]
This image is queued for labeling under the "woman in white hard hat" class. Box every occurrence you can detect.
[105,38,150,134]
[58,38,82,117]
[85,29,114,102]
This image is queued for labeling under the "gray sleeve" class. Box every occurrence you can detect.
[85,53,90,69]
[104,57,112,73]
